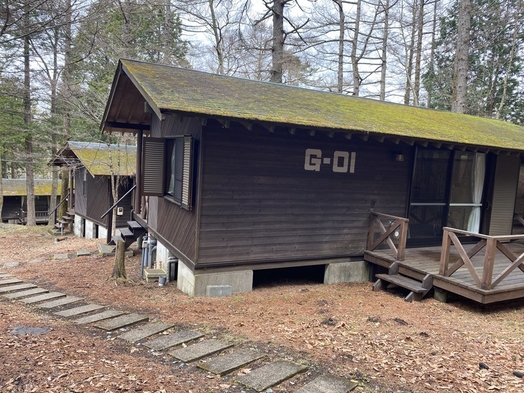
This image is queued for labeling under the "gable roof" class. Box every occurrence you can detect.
[2,179,54,196]
[51,141,136,177]
[102,59,524,152]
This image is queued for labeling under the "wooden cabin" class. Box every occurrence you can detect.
[51,141,136,242]
[1,179,56,224]
[101,59,524,301]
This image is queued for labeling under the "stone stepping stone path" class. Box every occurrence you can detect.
[0,276,358,392]
[0,283,37,294]
[118,321,174,343]
[198,349,266,376]
[295,375,358,393]
[0,278,23,286]
[74,309,126,325]
[94,313,149,331]
[37,296,84,309]
[55,304,105,317]
[168,339,233,363]
[4,287,48,299]
[236,360,308,392]
[144,329,204,351]
[22,292,65,304]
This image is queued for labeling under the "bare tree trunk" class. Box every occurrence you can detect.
[23,4,36,226]
[413,0,425,106]
[209,0,224,74]
[426,0,439,108]
[270,0,285,83]
[334,0,345,93]
[112,240,127,279]
[495,15,519,119]
[351,0,362,96]
[380,0,390,101]
[451,0,471,113]
[404,0,417,105]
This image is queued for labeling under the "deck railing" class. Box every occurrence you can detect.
[367,211,409,261]
[439,227,524,290]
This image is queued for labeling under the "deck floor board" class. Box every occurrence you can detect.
[365,242,524,304]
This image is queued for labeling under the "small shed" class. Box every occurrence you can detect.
[51,141,136,241]
[1,179,56,224]
[101,59,524,298]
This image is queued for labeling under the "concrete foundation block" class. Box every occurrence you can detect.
[324,261,370,284]
[74,216,84,237]
[206,285,233,297]
[177,262,253,297]
[433,288,448,303]
[85,220,96,239]
[98,226,107,240]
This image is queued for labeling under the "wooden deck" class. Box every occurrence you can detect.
[364,241,524,304]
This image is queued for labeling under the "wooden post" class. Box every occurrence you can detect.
[482,238,496,289]
[397,219,408,261]
[366,213,376,251]
[439,228,451,275]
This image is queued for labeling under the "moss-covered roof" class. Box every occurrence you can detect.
[105,59,524,152]
[53,141,136,177]
[2,179,54,196]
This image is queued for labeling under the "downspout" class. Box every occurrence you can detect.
[135,129,143,217]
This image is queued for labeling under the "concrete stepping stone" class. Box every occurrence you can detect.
[118,321,174,343]
[236,360,308,392]
[295,376,358,393]
[94,313,149,331]
[197,349,266,376]
[198,349,266,376]
[0,278,23,286]
[55,304,105,317]
[4,288,49,299]
[37,296,84,309]
[144,329,204,351]
[74,309,126,325]
[22,292,66,304]
[168,339,233,363]
[0,283,37,294]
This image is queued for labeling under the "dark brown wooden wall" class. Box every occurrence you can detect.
[74,169,87,217]
[197,124,412,266]
[86,175,111,227]
[148,113,201,262]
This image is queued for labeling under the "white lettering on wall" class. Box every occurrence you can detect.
[304,149,356,173]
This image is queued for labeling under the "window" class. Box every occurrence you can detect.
[142,136,194,210]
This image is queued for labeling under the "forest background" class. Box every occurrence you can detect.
[0,0,523,225]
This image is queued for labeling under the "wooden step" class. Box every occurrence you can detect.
[119,227,134,238]
[127,220,144,231]
[375,274,427,293]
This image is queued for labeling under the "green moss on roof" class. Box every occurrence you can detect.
[67,142,136,177]
[2,179,53,196]
[120,59,524,151]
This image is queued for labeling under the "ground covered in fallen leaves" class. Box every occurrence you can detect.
[1,224,524,392]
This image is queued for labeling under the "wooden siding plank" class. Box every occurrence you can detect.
[198,125,411,266]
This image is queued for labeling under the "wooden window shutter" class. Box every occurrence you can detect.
[181,136,194,210]
[142,138,165,196]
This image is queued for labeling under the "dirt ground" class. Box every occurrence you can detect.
[1,224,524,393]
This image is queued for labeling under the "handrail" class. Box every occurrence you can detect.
[48,196,68,218]
[101,184,137,219]
[439,227,524,290]
[366,211,409,261]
